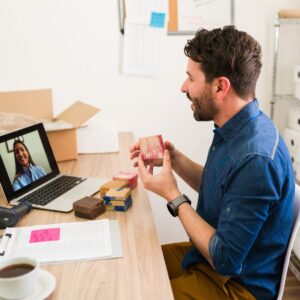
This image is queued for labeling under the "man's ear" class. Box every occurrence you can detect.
[213,77,230,101]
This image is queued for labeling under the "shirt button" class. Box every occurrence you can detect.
[212,145,216,151]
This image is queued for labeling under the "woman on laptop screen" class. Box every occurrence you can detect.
[13,140,47,191]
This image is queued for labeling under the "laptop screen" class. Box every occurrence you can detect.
[0,123,59,201]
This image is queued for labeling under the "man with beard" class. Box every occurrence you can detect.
[130,26,294,300]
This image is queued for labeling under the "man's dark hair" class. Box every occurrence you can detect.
[184,25,262,99]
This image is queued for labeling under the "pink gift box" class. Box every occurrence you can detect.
[113,171,138,188]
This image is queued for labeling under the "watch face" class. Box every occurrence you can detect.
[167,195,191,217]
[167,202,177,217]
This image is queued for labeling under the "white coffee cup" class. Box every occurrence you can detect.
[0,257,39,299]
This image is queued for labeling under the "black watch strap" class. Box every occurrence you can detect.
[167,194,191,217]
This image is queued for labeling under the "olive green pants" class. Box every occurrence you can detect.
[162,242,256,300]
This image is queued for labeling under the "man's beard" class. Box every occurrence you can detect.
[187,88,218,122]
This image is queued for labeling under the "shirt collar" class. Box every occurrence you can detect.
[22,163,32,172]
[213,99,260,142]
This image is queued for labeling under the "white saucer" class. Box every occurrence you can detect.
[22,269,56,300]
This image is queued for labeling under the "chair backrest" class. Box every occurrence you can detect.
[277,184,300,300]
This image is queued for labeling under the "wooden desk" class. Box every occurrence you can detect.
[0,132,174,300]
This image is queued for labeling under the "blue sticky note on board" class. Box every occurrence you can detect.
[150,12,166,28]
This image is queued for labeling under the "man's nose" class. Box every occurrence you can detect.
[181,79,188,93]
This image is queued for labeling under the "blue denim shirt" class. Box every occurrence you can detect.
[13,164,47,191]
[182,99,294,300]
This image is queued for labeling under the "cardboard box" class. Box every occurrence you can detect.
[0,89,100,162]
[278,9,300,19]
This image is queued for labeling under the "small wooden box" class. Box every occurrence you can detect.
[73,197,106,219]
[139,135,164,165]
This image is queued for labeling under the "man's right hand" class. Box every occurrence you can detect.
[130,139,203,192]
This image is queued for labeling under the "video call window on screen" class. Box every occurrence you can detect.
[0,130,52,192]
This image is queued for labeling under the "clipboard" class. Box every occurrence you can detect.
[109,220,123,259]
[0,219,123,264]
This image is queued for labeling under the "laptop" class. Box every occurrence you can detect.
[0,123,106,212]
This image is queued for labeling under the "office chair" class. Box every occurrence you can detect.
[277,184,300,300]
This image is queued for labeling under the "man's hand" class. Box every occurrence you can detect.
[130,140,177,168]
[129,142,141,168]
[137,149,181,202]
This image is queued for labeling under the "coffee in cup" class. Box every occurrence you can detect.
[0,263,34,278]
[0,257,39,299]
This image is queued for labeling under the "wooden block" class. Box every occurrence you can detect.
[100,180,127,197]
[103,187,131,201]
[139,135,164,165]
[104,195,132,207]
[105,196,132,212]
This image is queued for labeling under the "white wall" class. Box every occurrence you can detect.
[0,0,299,243]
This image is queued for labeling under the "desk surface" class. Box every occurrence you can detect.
[0,132,174,300]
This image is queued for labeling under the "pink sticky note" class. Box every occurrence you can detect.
[29,228,60,243]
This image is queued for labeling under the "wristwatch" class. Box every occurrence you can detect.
[167,194,191,217]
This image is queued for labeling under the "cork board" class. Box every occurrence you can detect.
[119,0,234,35]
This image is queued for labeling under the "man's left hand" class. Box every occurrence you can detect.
[138,149,181,202]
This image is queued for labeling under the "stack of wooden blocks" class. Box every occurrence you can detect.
[100,172,138,212]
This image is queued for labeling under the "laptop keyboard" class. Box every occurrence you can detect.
[18,176,86,206]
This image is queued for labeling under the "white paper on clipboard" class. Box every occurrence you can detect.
[0,220,122,264]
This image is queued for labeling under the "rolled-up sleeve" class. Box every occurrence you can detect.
[209,155,283,276]
[13,179,21,191]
